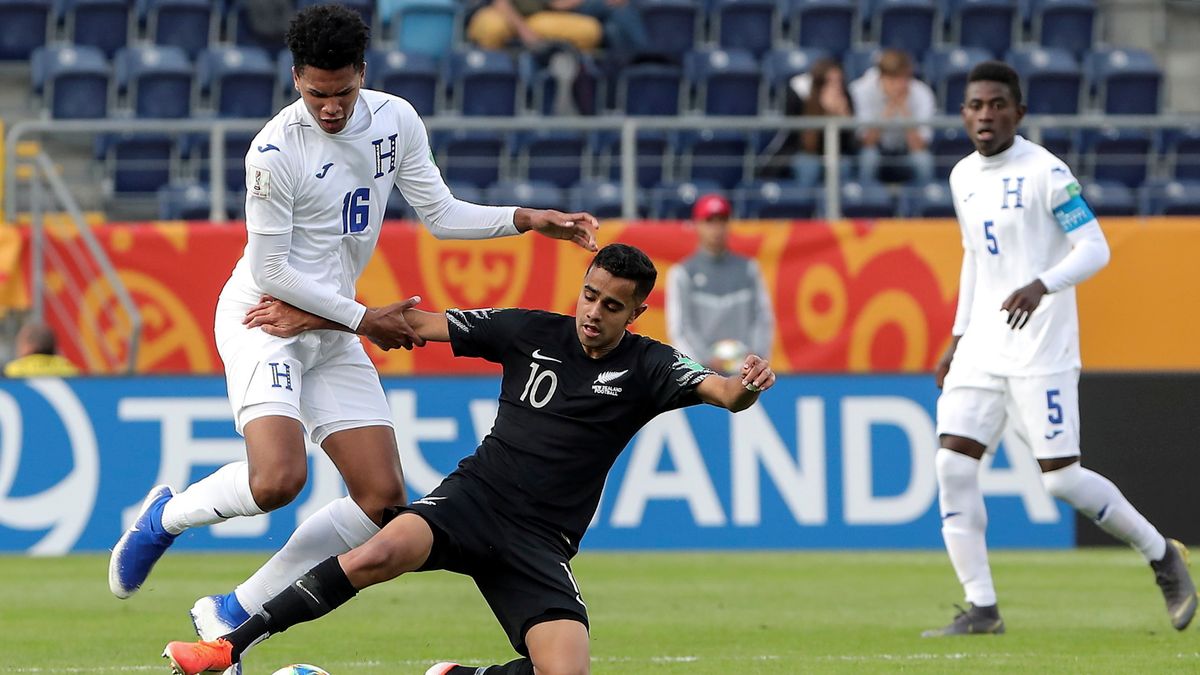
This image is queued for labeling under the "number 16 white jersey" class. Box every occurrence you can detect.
[949,135,1101,376]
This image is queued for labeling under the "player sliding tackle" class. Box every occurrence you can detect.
[163,243,776,675]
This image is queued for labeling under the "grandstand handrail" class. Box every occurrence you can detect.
[5,114,1199,223]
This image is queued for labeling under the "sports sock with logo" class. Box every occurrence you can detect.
[1041,462,1166,562]
[160,461,265,535]
[935,448,996,607]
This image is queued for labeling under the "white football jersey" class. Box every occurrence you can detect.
[949,136,1100,376]
[220,89,514,317]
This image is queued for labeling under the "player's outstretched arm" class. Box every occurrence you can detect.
[243,295,434,350]
[695,354,776,412]
[514,207,600,252]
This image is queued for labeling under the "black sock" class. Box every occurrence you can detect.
[224,556,358,658]
[484,658,534,675]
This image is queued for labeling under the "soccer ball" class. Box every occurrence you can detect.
[710,339,749,375]
[270,666,331,675]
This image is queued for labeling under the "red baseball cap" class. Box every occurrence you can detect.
[692,194,731,221]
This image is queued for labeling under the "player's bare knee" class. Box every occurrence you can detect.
[352,486,408,526]
[532,658,589,675]
[248,465,307,511]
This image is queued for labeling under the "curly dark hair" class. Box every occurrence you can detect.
[589,244,658,302]
[968,61,1023,106]
[286,3,369,73]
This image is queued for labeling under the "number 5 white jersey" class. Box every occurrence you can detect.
[949,135,1101,376]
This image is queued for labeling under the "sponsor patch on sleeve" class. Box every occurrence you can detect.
[1052,182,1095,233]
[248,165,271,199]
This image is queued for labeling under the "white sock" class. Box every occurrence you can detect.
[936,448,996,607]
[1042,463,1167,562]
[160,462,265,535]
[233,496,379,614]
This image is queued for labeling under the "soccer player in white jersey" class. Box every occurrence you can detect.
[108,1,601,647]
[923,61,1196,636]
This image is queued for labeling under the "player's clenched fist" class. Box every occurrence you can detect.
[740,354,776,393]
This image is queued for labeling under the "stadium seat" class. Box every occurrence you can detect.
[924,45,991,113]
[901,181,956,216]
[1163,127,1200,182]
[188,130,255,191]
[432,129,505,188]
[677,129,751,189]
[59,0,131,58]
[637,0,700,60]
[445,48,518,116]
[786,0,855,59]
[615,63,683,116]
[0,0,51,61]
[1080,180,1136,216]
[761,46,830,112]
[1006,46,1081,115]
[1031,0,1094,59]
[1035,127,1077,166]
[367,49,439,116]
[296,0,373,31]
[1082,127,1152,188]
[823,180,896,217]
[651,180,722,219]
[1085,48,1161,115]
[198,46,277,118]
[710,0,776,58]
[930,126,973,178]
[1140,179,1200,216]
[140,0,213,58]
[384,185,414,220]
[445,181,482,205]
[156,181,244,220]
[519,48,605,116]
[275,49,298,107]
[382,0,456,57]
[511,130,588,189]
[227,0,295,52]
[31,44,111,119]
[737,180,817,218]
[684,48,760,116]
[872,0,936,58]
[485,180,569,211]
[594,130,672,188]
[114,45,192,119]
[570,180,627,218]
[947,0,1016,59]
[96,132,176,193]
[842,45,883,81]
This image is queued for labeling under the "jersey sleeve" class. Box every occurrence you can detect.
[447,308,530,363]
[1045,161,1098,235]
[643,342,716,412]
[244,138,296,236]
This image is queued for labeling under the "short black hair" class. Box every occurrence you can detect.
[967,61,1023,106]
[286,3,369,73]
[589,243,658,303]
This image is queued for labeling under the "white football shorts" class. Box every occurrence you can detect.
[936,360,1081,460]
[214,302,393,445]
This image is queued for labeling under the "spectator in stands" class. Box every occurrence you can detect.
[666,194,774,374]
[3,320,80,377]
[850,49,936,186]
[758,58,857,188]
[466,0,603,52]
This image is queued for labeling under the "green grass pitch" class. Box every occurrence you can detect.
[3,549,1198,673]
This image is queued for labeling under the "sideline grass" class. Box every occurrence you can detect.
[2,549,1197,673]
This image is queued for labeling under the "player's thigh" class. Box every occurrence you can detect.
[526,619,591,675]
[526,12,602,50]
[936,362,1008,450]
[340,512,435,588]
[1007,369,1081,460]
[465,6,513,49]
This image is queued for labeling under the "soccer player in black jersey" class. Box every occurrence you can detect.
[163,243,776,675]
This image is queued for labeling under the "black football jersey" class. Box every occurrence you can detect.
[445,308,716,547]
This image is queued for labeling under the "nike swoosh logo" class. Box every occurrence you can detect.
[532,349,562,363]
[214,508,229,519]
[257,144,280,153]
[296,580,319,604]
[962,192,975,203]
[941,511,962,520]
[1044,430,1063,439]
[315,162,333,179]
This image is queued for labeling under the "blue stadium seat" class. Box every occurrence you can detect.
[901,181,955,216]
[156,182,244,220]
[1031,0,1093,59]
[1082,128,1152,189]
[1163,127,1200,182]
[227,0,296,51]
[842,45,883,81]
[737,180,817,218]
[873,0,936,58]
[445,181,483,205]
[187,130,254,191]
[1006,46,1081,114]
[519,48,605,116]
[786,0,855,59]
[31,45,110,119]
[594,130,672,188]
[710,0,776,58]
[570,180,627,218]
[651,180,722,219]
[115,45,192,118]
[678,129,751,189]
[0,0,51,61]
[638,0,700,60]
[823,180,896,217]
[1080,180,1135,216]
[140,0,212,58]
[947,0,1016,59]
[59,0,131,58]
[1035,128,1077,166]
[198,46,276,118]
[684,48,760,116]
[383,0,456,57]
[446,48,518,116]
[367,49,438,116]
[296,0,373,31]
[616,63,683,116]
[433,129,505,188]
[512,130,588,189]
[924,45,991,113]
[96,132,176,193]
[1140,179,1200,216]
[1086,47,1161,115]
[275,49,298,107]
[930,127,973,178]
[485,180,569,211]
[761,46,830,112]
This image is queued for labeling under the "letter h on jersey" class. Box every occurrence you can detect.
[268,362,294,391]
[1001,177,1025,209]
[373,134,398,179]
